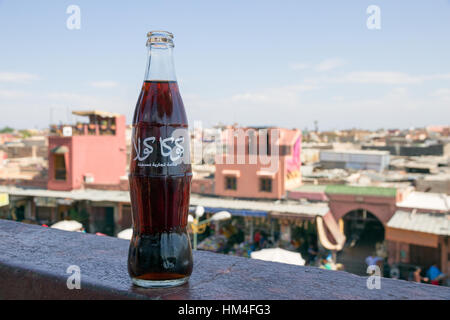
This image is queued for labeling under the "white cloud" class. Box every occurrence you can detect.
[183,74,450,130]
[45,91,126,111]
[89,81,119,88]
[289,63,309,70]
[231,93,269,103]
[302,71,450,86]
[331,96,345,102]
[295,89,449,130]
[46,92,98,104]
[290,59,345,72]
[0,89,29,99]
[336,71,422,84]
[0,72,39,83]
[0,88,132,129]
[316,58,346,72]
[424,74,450,81]
[388,87,408,97]
[431,88,450,102]
[231,84,318,105]
[183,83,320,128]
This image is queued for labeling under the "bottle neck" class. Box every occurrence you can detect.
[144,44,177,82]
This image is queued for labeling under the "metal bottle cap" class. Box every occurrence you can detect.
[146,30,174,46]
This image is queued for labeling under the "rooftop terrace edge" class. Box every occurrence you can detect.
[0,219,449,300]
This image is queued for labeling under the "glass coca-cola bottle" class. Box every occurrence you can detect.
[128,31,193,288]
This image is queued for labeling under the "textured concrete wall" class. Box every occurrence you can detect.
[0,219,449,300]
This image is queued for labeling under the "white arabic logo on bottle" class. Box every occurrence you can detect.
[133,132,187,166]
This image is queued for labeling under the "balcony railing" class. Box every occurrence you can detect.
[49,123,117,137]
[0,219,449,300]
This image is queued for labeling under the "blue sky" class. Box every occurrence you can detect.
[0,0,449,130]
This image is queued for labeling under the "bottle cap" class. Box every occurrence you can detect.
[146,31,174,46]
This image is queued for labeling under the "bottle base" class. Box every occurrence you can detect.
[131,276,190,288]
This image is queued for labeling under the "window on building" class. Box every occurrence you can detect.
[260,178,272,192]
[280,145,291,156]
[54,154,67,181]
[225,176,237,190]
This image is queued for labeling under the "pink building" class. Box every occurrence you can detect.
[215,127,302,199]
[47,111,127,191]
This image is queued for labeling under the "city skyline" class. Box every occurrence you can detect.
[1,1,450,130]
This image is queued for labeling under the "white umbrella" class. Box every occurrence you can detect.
[117,228,133,240]
[250,248,305,266]
[195,206,205,218]
[51,220,83,232]
[210,211,231,221]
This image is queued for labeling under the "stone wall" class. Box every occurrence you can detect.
[0,219,449,300]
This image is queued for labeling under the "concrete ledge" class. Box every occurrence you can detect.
[0,219,449,300]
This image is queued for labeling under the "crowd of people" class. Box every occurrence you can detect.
[412,264,447,285]
[194,216,448,286]
[364,251,448,286]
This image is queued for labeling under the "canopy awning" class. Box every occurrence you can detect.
[268,211,316,221]
[385,210,449,248]
[190,206,267,217]
[51,146,69,154]
[72,110,120,118]
[316,212,346,251]
[189,194,329,219]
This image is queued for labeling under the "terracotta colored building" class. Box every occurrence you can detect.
[215,127,302,199]
[47,111,127,191]
[385,192,450,281]
[289,185,449,279]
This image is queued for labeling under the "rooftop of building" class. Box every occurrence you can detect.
[390,156,449,167]
[0,185,131,203]
[48,110,125,138]
[421,173,450,181]
[291,185,328,193]
[320,149,390,156]
[220,126,301,146]
[72,110,122,118]
[293,184,398,197]
[301,142,333,149]
[387,210,450,236]
[396,191,450,212]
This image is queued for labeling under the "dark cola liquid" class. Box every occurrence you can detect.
[128,81,193,284]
